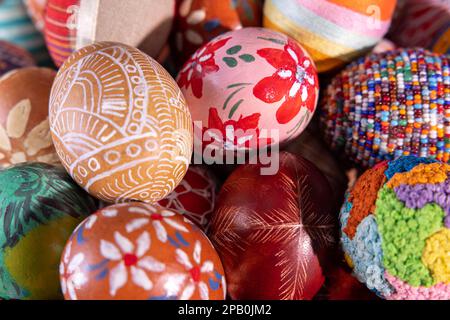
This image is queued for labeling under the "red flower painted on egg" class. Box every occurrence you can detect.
[204,107,272,151]
[178,37,231,98]
[253,40,317,124]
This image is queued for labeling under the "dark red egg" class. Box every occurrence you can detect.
[209,151,337,300]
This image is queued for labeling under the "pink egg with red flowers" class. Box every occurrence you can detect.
[158,166,217,230]
[177,27,318,157]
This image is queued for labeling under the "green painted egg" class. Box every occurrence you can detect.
[0,163,97,300]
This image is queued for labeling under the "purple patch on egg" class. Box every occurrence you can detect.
[394,175,450,228]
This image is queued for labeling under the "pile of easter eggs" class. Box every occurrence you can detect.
[0,0,449,301]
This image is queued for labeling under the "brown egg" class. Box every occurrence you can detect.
[0,67,59,167]
[49,42,193,204]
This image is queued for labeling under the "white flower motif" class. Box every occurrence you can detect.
[84,214,97,229]
[285,47,315,101]
[175,240,214,300]
[60,241,87,300]
[126,206,189,242]
[0,99,58,166]
[100,231,165,296]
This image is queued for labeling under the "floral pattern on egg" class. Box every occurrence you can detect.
[60,203,227,300]
[177,27,319,154]
[0,67,59,167]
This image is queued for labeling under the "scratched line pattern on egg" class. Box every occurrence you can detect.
[49,42,193,203]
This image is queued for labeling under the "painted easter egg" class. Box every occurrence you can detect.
[321,48,450,169]
[75,0,175,58]
[263,0,397,73]
[209,151,337,300]
[60,202,226,300]
[0,163,97,300]
[49,42,193,204]
[0,40,35,76]
[0,67,59,167]
[0,0,51,65]
[174,0,263,64]
[158,165,217,230]
[389,0,450,54]
[44,0,79,67]
[178,27,318,157]
[24,0,47,31]
[341,156,450,299]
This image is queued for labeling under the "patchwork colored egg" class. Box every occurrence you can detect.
[0,40,35,76]
[389,0,450,54]
[209,151,336,300]
[0,163,97,300]
[44,0,79,67]
[75,0,174,58]
[174,0,263,64]
[320,48,450,169]
[60,202,226,300]
[178,27,318,157]
[0,0,51,65]
[0,67,59,167]
[263,0,397,73]
[341,156,450,299]
[49,42,193,204]
[158,165,217,230]
[24,0,47,31]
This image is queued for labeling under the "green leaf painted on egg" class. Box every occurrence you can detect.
[223,57,238,68]
[226,45,242,55]
[239,54,255,63]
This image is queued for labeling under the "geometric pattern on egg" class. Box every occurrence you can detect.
[49,42,193,203]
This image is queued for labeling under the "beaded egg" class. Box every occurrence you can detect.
[341,156,450,300]
[174,0,263,65]
[60,202,226,300]
[178,27,318,157]
[389,0,450,54]
[0,40,35,76]
[75,0,174,59]
[0,163,97,300]
[0,67,59,167]
[263,0,397,73]
[320,48,450,169]
[158,165,217,230]
[49,42,193,204]
[209,151,336,300]
[0,0,50,65]
[44,0,79,67]
[24,0,47,31]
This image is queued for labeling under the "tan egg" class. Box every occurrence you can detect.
[49,42,193,204]
[0,67,59,168]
